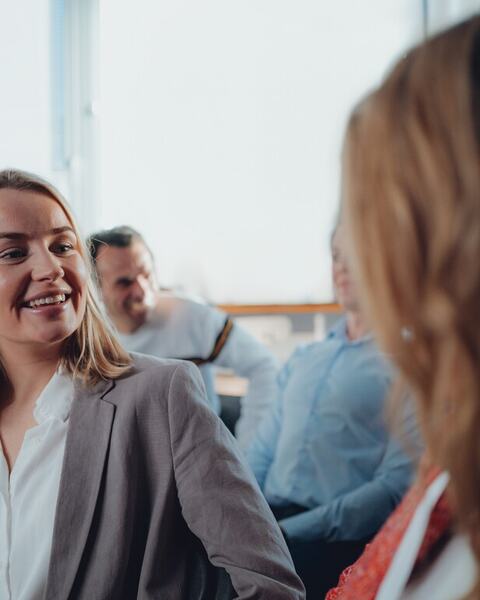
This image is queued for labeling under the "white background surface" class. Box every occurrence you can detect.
[97,0,422,303]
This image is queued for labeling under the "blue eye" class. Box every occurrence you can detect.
[54,243,74,254]
[0,248,26,260]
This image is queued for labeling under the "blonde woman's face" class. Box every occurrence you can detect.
[0,189,87,355]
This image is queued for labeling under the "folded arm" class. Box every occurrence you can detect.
[279,408,421,543]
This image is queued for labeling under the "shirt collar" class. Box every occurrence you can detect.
[33,369,74,424]
[327,315,373,345]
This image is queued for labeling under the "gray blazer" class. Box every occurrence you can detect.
[44,354,304,599]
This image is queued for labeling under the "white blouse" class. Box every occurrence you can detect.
[0,371,73,600]
[377,472,477,600]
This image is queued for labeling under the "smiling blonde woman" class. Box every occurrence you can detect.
[0,169,304,600]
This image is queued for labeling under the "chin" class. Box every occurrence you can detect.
[343,300,361,313]
[127,311,148,326]
[33,324,78,346]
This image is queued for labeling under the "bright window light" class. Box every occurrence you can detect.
[96,1,423,303]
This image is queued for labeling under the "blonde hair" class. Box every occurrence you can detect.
[0,169,132,385]
[343,17,480,596]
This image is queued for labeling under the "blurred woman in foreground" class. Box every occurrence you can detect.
[328,15,480,600]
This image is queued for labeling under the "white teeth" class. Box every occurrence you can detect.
[26,294,66,308]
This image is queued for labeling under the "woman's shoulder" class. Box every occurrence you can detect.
[109,353,204,408]
[128,351,191,373]
[115,352,201,392]
[106,353,218,444]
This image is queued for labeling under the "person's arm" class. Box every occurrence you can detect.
[244,352,298,489]
[244,389,282,491]
[212,322,279,450]
[279,403,421,543]
[167,361,305,599]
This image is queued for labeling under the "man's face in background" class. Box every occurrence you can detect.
[95,240,157,333]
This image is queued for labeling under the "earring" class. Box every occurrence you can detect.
[401,326,414,342]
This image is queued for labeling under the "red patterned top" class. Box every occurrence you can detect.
[325,467,452,600]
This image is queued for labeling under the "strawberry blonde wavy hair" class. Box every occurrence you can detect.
[343,17,480,596]
[0,169,132,385]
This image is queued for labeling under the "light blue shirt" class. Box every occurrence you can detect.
[246,317,419,543]
[116,293,279,449]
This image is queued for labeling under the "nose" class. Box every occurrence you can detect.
[130,276,149,300]
[31,250,65,282]
[333,259,347,277]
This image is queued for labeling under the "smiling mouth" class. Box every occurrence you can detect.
[22,293,70,309]
[127,299,149,312]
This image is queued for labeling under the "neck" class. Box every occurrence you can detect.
[345,310,369,341]
[114,297,160,334]
[115,319,140,335]
[0,344,61,407]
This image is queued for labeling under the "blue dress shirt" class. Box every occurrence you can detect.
[246,317,419,543]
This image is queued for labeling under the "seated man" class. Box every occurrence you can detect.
[246,225,420,597]
[88,226,278,450]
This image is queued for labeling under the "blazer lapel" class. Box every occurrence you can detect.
[44,379,116,600]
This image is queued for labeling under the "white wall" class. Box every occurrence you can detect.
[97,1,422,304]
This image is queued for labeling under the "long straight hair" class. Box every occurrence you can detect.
[343,17,480,597]
[0,169,132,385]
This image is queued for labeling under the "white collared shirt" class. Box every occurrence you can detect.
[377,471,477,600]
[0,371,73,600]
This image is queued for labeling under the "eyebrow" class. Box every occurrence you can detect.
[0,226,76,240]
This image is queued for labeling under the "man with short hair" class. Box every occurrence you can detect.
[88,226,279,450]
[246,225,420,597]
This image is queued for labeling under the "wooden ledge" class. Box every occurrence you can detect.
[216,303,340,315]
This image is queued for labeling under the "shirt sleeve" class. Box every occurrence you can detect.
[245,357,294,490]
[279,398,422,543]
[213,322,280,450]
